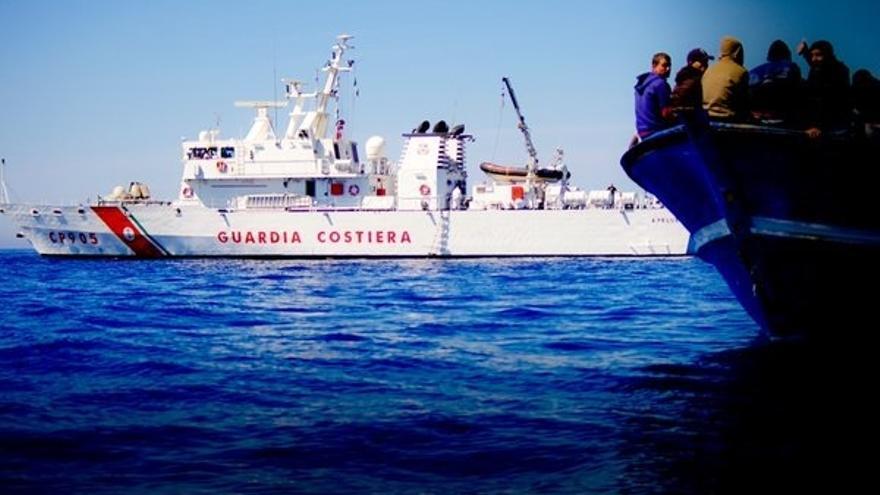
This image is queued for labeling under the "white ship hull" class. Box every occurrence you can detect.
[4,203,691,257]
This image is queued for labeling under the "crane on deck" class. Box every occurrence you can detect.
[502,77,539,176]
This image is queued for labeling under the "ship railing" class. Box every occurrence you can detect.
[333,160,360,174]
[95,199,173,206]
[242,194,314,210]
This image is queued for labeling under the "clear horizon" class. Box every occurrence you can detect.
[2,0,877,247]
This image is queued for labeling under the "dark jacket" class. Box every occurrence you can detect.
[853,69,880,123]
[634,72,672,137]
[802,41,851,129]
[805,60,851,128]
[671,65,704,111]
[749,60,802,122]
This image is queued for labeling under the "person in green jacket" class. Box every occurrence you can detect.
[702,36,749,120]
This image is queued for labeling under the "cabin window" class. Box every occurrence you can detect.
[351,143,359,164]
[306,179,316,197]
[221,147,235,159]
[333,142,341,160]
[200,147,217,159]
[188,147,210,159]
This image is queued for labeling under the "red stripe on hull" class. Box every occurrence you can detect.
[91,206,165,257]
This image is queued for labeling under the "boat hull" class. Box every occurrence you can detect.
[622,121,880,337]
[2,204,691,258]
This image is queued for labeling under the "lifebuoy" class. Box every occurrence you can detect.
[349,184,360,196]
[419,184,431,196]
[182,186,193,198]
[216,161,228,173]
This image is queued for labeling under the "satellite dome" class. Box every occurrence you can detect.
[365,136,386,160]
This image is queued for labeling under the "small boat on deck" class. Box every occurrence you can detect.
[621,116,880,338]
[478,162,567,183]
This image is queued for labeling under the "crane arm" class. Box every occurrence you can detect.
[502,77,539,170]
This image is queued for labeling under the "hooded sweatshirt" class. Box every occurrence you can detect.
[748,40,802,121]
[802,40,851,128]
[634,72,672,137]
[702,36,749,119]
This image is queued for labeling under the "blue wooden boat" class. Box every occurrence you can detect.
[621,117,880,337]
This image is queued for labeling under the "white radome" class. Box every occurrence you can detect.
[365,136,386,160]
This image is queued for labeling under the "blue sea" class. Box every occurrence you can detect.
[0,250,873,493]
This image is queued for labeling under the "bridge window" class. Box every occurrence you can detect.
[187,147,207,159]
[221,147,235,159]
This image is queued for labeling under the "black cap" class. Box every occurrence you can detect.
[687,48,714,65]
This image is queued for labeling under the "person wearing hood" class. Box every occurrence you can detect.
[749,39,802,124]
[796,39,851,137]
[670,48,714,112]
[634,52,673,139]
[702,36,749,120]
[853,68,880,138]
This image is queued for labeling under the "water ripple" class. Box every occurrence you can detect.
[7,251,858,493]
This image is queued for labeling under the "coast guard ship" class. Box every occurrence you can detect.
[0,35,689,258]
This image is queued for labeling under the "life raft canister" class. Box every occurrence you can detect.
[419,184,431,196]
[216,161,228,173]
[349,184,360,196]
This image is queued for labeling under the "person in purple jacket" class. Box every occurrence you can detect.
[634,52,673,140]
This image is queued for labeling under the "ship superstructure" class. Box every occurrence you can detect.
[0,35,690,258]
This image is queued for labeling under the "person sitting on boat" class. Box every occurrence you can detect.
[796,39,851,138]
[853,69,880,139]
[670,48,713,113]
[748,39,803,125]
[633,52,674,140]
[702,36,749,121]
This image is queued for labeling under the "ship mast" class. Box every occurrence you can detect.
[502,77,538,176]
[313,34,354,139]
[0,158,9,204]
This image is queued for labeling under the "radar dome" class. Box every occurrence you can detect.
[365,136,386,160]
[109,186,125,200]
[129,182,143,199]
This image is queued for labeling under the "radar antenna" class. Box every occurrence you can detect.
[233,100,288,109]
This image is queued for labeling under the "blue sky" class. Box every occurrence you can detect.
[1,0,877,246]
